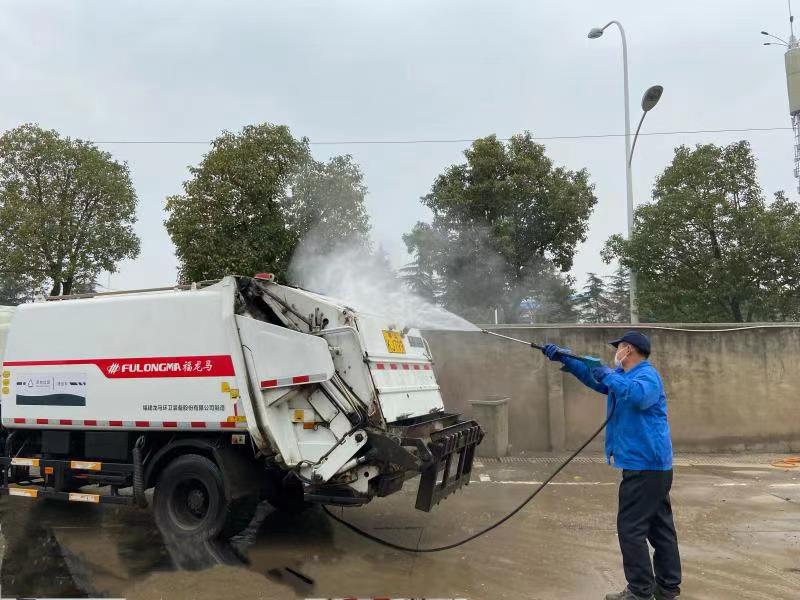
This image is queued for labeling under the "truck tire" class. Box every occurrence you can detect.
[154,454,253,542]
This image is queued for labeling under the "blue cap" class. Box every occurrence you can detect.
[609,331,651,357]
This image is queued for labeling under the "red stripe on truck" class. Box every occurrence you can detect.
[13,418,25,424]
[260,374,319,388]
[3,355,235,379]
[162,421,177,428]
[190,422,206,428]
[36,418,48,425]
[135,421,149,427]
[83,420,97,426]
[59,419,73,425]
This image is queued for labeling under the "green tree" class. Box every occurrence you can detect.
[404,133,596,323]
[165,123,371,283]
[519,268,579,324]
[0,124,140,297]
[0,274,34,305]
[399,259,440,303]
[576,273,613,323]
[606,265,630,323]
[288,155,371,252]
[603,141,800,322]
[165,124,307,283]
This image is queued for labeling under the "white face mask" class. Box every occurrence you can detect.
[614,347,629,369]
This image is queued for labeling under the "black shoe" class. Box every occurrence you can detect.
[605,589,655,600]
[654,588,680,600]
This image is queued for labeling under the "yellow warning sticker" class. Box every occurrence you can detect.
[11,457,39,467]
[382,330,406,354]
[9,487,38,498]
[68,492,100,503]
[70,460,102,471]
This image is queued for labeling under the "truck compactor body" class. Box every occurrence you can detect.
[0,275,482,541]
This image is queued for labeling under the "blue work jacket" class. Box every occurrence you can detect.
[560,358,673,471]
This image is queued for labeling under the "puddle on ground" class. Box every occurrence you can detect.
[0,496,315,598]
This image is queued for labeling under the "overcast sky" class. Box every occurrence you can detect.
[2,1,796,292]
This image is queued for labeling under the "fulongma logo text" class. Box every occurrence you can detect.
[94,356,236,379]
[4,355,235,379]
[107,361,185,375]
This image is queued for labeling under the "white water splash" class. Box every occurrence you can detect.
[288,235,479,331]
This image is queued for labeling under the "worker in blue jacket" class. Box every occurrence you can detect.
[543,331,681,600]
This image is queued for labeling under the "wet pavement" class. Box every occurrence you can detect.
[0,454,798,599]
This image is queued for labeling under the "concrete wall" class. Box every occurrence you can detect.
[424,325,800,453]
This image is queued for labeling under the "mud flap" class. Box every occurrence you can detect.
[414,420,483,511]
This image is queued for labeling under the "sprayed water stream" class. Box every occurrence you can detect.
[288,237,479,332]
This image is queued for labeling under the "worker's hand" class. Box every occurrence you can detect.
[542,343,569,362]
[591,366,615,382]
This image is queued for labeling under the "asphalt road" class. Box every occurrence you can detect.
[0,454,798,599]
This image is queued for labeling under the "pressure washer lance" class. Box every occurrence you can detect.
[323,330,614,553]
[481,329,604,369]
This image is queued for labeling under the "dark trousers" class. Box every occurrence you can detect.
[618,469,682,598]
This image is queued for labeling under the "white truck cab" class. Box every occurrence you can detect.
[0,276,482,542]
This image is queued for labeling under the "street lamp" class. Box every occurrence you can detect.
[588,21,663,324]
[630,85,664,163]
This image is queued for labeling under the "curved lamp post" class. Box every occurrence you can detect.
[588,22,663,324]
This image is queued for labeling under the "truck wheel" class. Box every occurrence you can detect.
[154,454,234,542]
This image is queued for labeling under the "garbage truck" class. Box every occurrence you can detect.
[0,275,482,541]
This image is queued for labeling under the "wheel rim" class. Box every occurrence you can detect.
[170,478,211,529]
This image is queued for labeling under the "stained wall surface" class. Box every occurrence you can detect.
[425,325,800,453]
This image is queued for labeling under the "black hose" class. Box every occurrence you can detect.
[323,401,615,553]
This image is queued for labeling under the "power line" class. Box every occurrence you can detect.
[310,127,793,145]
[87,126,792,147]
